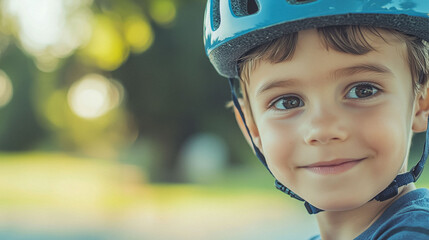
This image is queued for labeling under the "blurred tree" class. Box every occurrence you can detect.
[0,45,45,150]
[0,0,252,182]
[114,0,242,181]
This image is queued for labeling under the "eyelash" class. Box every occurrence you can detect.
[268,82,381,111]
[345,82,381,99]
[268,94,304,111]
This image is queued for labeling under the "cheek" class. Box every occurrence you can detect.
[357,107,410,187]
[363,84,415,168]
[258,120,299,181]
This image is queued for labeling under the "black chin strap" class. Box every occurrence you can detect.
[228,78,269,170]
[229,78,429,215]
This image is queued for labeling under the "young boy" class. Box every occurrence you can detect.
[203,1,429,239]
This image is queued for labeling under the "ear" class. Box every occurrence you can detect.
[233,103,263,153]
[412,87,429,133]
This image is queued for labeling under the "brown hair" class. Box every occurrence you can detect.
[237,26,429,112]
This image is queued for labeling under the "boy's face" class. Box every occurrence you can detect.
[244,29,424,211]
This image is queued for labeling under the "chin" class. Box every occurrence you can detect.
[309,194,368,212]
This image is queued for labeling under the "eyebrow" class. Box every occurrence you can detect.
[255,63,393,96]
[256,79,297,97]
[333,63,393,78]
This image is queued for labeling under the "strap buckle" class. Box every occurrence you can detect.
[411,165,422,182]
[374,179,398,201]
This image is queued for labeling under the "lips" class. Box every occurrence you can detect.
[305,158,364,168]
[301,158,365,175]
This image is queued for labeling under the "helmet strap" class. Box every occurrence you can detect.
[228,78,269,170]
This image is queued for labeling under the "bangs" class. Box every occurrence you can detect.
[238,26,388,83]
[238,25,428,96]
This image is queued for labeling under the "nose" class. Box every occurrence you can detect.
[303,106,349,145]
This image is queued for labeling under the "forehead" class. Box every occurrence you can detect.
[247,28,409,89]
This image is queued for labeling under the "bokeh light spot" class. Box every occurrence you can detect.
[81,16,128,70]
[0,70,13,108]
[149,0,177,25]
[35,55,60,72]
[3,0,65,52]
[2,0,92,71]
[124,16,154,53]
[67,74,123,119]
[44,90,67,128]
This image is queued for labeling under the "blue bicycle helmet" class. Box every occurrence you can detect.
[203,0,429,214]
[204,0,429,78]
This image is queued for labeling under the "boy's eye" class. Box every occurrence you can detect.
[346,84,379,99]
[272,96,304,110]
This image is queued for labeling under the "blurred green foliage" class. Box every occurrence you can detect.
[0,0,252,183]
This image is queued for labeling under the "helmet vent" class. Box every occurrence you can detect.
[212,0,221,30]
[286,0,317,4]
[231,0,259,17]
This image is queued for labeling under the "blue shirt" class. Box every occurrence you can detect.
[309,188,429,240]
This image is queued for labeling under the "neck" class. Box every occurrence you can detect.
[315,184,416,240]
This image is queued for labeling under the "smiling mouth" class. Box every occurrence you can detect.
[301,158,365,175]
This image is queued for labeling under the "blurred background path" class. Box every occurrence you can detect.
[0,153,319,240]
